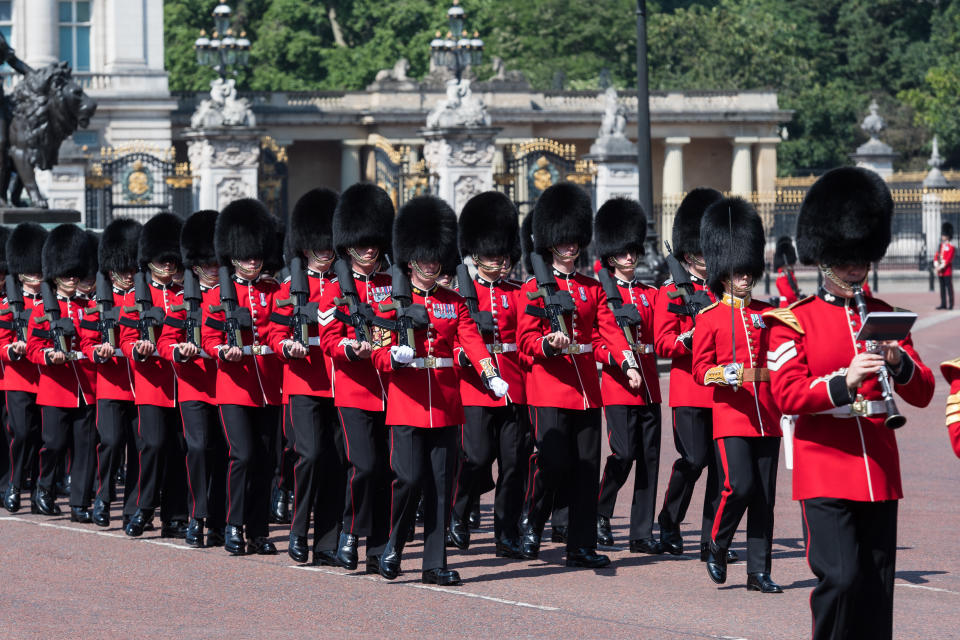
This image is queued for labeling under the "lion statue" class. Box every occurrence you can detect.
[0,61,96,207]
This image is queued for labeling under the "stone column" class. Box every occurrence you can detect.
[422,127,499,214]
[731,137,756,195]
[923,191,943,262]
[104,0,148,72]
[586,133,640,206]
[24,0,58,68]
[662,136,690,199]
[185,128,264,212]
[340,140,365,192]
[754,138,779,194]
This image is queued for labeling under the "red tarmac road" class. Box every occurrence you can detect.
[1,291,958,639]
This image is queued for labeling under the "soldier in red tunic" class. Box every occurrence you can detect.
[26,225,97,520]
[692,198,783,593]
[1,223,46,513]
[934,222,955,309]
[447,191,527,559]
[942,357,960,457]
[202,198,283,556]
[267,189,345,566]
[517,183,642,568]
[773,236,802,308]
[318,183,395,572]
[764,167,935,639]
[592,198,664,554]
[374,196,508,586]
[156,210,227,548]
[122,214,189,538]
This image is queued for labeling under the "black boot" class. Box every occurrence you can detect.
[422,567,462,586]
[206,527,225,547]
[185,518,204,548]
[596,515,614,547]
[160,520,187,539]
[3,485,20,513]
[446,514,470,550]
[746,572,783,594]
[336,532,359,570]
[269,484,290,524]
[224,524,245,555]
[551,525,568,544]
[313,548,339,566]
[365,555,381,574]
[629,537,664,554]
[288,532,309,563]
[495,535,524,559]
[247,536,277,555]
[659,520,683,556]
[468,503,481,530]
[706,540,727,584]
[124,509,153,537]
[33,487,61,516]
[379,537,405,580]
[70,506,92,523]
[91,498,110,528]
[566,548,611,568]
[519,513,542,560]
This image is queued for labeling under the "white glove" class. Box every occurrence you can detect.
[489,376,509,398]
[390,344,415,364]
[723,363,742,388]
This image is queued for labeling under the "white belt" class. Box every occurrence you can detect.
[69,351,86,361]
[816,401,887,418]
[307,336,322,346]
[409,356,454,369]
[240,344,274,356]
[631,343,655,354]
[112,348,125,358]
[486,342,517,354]
[562,343,592,355]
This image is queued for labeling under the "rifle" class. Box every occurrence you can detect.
[331,258,396,344]
[0,274,31,343]
[597,267,643,348]
[378,263,428,349]
[207,265,252,349]
[36,281,78,357]
[167,269,204,348]
[80,272,122,347]
[456,263,496,334]
[121,271,166,345]
[524,252,576,336]
[273,256,318,347]
[663,240,712,320]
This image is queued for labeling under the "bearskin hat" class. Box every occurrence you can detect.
[796,167,892,266]
[333,183,395,259]
[265,218,286,276]
[943,222,955,239]
[773,236,797,271]
[531,182,593,255]
[139,212,184,269]
[0,225,10,274]
[42,224,93,281]
[701,197,766,298]
[520,212,534,274]
[594,197,647,266]
[7,222,48,275]
[83,230,100,278]
[180,210,218,270]
[215,198,278,265]
[458,191,520,259]
[287,188,338,259]
[99,218,142,275]
[672,187,722,258]
[393,195,458,269]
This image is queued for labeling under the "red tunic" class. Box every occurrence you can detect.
[266,270,334,401]
[200,275,282,407]
[517,270,634,411]
[317,271,392,412]
[595,276,661,407]
[935,241,956,277]
[940,358,960,458]
[119,279,180,408]
[26,295,96,407]
[775,268,801,307]
[0,290,42,393]
[78,287,135,402]
[764,293,934,502]
[372,283,493,428]
[653,276,716,408]
[157,285,218,405]
[691,296,780,439]
[454,276,527,408]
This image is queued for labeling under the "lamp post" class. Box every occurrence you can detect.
[194,2,251,81]
[429,0,484,81]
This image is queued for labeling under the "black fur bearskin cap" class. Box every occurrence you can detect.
[215,198,278,264]
[796,167,892,266]
[0,225,11,274]
[333,183,395,260]
[701,197,766,298]
[139,212,184,269]
[42,224,93,281]
[531,182,593,256]
[83,230,100,278]
[458,191,520,259]
[520,212,534,274]
[943,222,954,239]
[180,210,218,270]
[7,222,48,275]
[393,195,458,269]
[672,187,723,258]
[594,197,648,266]
[99,218,142,275]
[773,236,797,271]
[287,188,338,259]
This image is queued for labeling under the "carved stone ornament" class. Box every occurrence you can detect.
[217,176,253,206]
[423,139,452,168]
[451,138,496,167]
[454,175,484,210]
[191,78,256,129]
[425,79,491,129]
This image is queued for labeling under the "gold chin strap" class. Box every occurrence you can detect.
[54,277,76,293]
[473,255,504,276]
[19,274,42,285]
[551,247,580,260]
[686,254,705,267]
[148,262,177,277]
[194,265,218,286]
[610,256,636,271]
[820,265,867,292]
[411,260,439,281]
[348,248,379,266]
[111,272,134,289]
[231,258,262,279]
[307,249,334,269]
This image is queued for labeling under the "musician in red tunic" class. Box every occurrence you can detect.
[592,197,663,554]
[764,168,935,639]
[773,236,802,307]
[692,198,783,593]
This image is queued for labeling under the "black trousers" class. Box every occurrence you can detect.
[219,404,279,538]
[39,402,96,508]
[6,390,40,491]
[288,395,344,550]
[275,404,296,493]
[801,498,898,640]
[453,405,522,539]
[658,406,719,545]
[597,404,662,540]
[338,406,390,556]
[939,274,954,308]
[95,399,140,516]
[523,407,601,551]
[387,424,458,571]
[711,436,780,573]
[136,405,187,522]
[0,398,7,492]
[179,400,227,527]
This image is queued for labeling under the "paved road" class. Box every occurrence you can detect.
[1,292,957,639]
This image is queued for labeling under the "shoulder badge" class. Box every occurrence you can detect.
[788,295,816,309]
[698,301,719,315]
[762,307,804,335]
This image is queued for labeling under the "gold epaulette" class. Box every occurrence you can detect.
[697,301,719,315]
[940,357,960,379]
[947,391,960,428]
[761,307,804,335]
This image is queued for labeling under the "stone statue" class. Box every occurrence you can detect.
[861,99,885,140]
[1,59,96,207]
[374,58,410,83]
[425,79,491,129]
[191,77,256,129]
[599,87,627,138]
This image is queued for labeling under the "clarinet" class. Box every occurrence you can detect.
[852,287,906,430]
